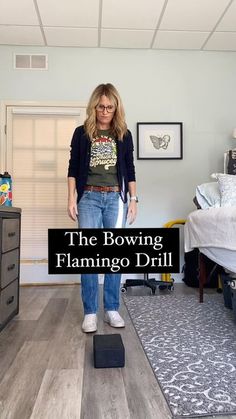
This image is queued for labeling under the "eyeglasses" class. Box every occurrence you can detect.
[96,104,115,113]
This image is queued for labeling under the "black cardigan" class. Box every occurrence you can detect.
[68,125,136,203]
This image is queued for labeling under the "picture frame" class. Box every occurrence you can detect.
[137,122,183,160]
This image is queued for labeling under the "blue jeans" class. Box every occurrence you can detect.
[78,191,127,314]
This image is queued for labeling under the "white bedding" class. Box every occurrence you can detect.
[200,247,236,276]
[184,206,236,274]
[185,207,236,251]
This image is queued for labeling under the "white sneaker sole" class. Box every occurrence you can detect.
[82,324,97,333]
[104,318,125,328]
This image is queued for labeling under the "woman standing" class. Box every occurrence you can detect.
[67,83,137,333]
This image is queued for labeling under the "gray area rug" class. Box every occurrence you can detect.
[123,293,236,418]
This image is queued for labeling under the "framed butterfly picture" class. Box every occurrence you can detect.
[137,122,183,160]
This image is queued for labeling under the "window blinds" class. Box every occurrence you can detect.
[8,107,85,260]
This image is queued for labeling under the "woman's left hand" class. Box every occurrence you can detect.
[127,201,137,225]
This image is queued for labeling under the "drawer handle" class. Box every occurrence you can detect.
[7,296,14,305]
[8,232,16,238]
[7,264,16,271]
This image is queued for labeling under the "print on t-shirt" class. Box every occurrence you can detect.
[90,134,117,170]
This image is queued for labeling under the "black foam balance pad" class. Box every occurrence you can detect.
[93,334,125,368]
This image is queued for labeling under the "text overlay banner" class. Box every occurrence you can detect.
[48,228,179,274]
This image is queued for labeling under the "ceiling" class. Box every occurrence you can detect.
[1,0,236,51]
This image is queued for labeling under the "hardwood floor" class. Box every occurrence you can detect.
[0,284,235,419]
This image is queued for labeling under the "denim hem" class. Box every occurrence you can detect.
[104,307,119,312]
[84,311,97,315]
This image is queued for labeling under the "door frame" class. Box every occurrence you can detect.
[0,100,87,285]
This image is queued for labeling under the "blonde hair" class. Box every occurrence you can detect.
[84,83,128,141]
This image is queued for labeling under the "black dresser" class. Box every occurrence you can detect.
[0,207,21,331]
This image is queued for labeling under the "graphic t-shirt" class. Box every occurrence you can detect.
[86,130,118,186]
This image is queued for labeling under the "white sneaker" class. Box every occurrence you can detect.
[104,311,125,328]
[82,314,97,333]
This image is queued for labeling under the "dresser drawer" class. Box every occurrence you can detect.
[0,280,18,327]
[2,218,20,253]
[1,248,19,289]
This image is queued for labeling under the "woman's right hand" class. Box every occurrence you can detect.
[67,199,78,221]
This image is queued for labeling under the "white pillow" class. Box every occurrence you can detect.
[195,182,221,209]
[211,173,236,207]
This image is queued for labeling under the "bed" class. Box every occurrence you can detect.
[184,172,236,302]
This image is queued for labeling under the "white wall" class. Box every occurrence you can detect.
[1,45,236,282]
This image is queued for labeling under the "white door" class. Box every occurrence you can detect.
[5,104,86,284]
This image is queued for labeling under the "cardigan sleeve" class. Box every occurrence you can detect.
[125,130,136,182]
[67,126,81,178]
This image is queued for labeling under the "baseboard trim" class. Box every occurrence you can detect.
[20,282,79,287]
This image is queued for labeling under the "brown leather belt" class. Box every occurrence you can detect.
[84,185,120,192]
